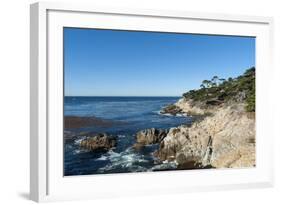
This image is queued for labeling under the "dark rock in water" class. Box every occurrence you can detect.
[160,104,182,115]
[133,128,167,150]
[64,116,124,129]
[80,133,116,152]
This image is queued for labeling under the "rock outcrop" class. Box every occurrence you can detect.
[151,68,255,169]
[160,98,207,116]
[174,98,206,115]
[155,103,255,168]
[160,104,183,115]
[136,128,167,144]
[80,133,117,152]
[133,128,167,149]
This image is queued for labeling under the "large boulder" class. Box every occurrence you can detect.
[80,133,116,152]
[136,128,167,145]
[133,128,167,150]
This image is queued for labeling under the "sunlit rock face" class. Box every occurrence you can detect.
[155,103,255,169]
[80,133,117,152]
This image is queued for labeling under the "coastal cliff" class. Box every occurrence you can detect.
[64,67,256,174]
[140,67,256,169]
[155,103,255,168]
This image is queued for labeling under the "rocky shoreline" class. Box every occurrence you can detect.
[155,100,255,169]
[134,95,255,169]
[65,68,255,173]
[70,97,255,170]
[151,68,256,169]
[68,96,255,171]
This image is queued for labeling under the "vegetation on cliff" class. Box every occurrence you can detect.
[145,67,256,169]
[182,67,255,112]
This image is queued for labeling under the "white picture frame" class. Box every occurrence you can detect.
[30,1,274,202]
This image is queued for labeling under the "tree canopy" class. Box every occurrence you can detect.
[183,67,255,112]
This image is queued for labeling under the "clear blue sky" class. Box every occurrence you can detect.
[64,28,255,96]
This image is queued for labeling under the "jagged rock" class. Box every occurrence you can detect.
[133,128,167,150]
[155,103,255,169]
[137,128,167,144]
[160,104,182,115]
[80,133,116,152]
[174,98,206,115]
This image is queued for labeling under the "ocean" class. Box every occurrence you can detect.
[64,96,193,176]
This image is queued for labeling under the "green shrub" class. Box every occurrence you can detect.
[182,67,255,112]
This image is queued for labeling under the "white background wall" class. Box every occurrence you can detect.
[0,0,280,204]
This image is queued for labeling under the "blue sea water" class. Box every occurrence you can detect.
[64,96,193,176]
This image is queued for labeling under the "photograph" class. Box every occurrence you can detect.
[63,28,256,176]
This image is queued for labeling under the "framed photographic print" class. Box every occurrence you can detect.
[30,2,274,202]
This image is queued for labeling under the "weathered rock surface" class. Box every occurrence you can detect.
[133,128,167,149]
[80,133,116,152]
[155,103,255,168]
[137,128,167,144]
[160,98,208,116]
[160,104,183,115]
[174,98,206,115]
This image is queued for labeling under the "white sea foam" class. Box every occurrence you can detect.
[74,136,87,145]
[151,161,178,171]
[96,155,108,161]
[73,149,89,155]
[154,109,191,118]
[117,134,126,138]
[97,148,149,173]
[73,150,82,154]
[176,113,188,117]
[152,110,161,115]
[161,113,173,117]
